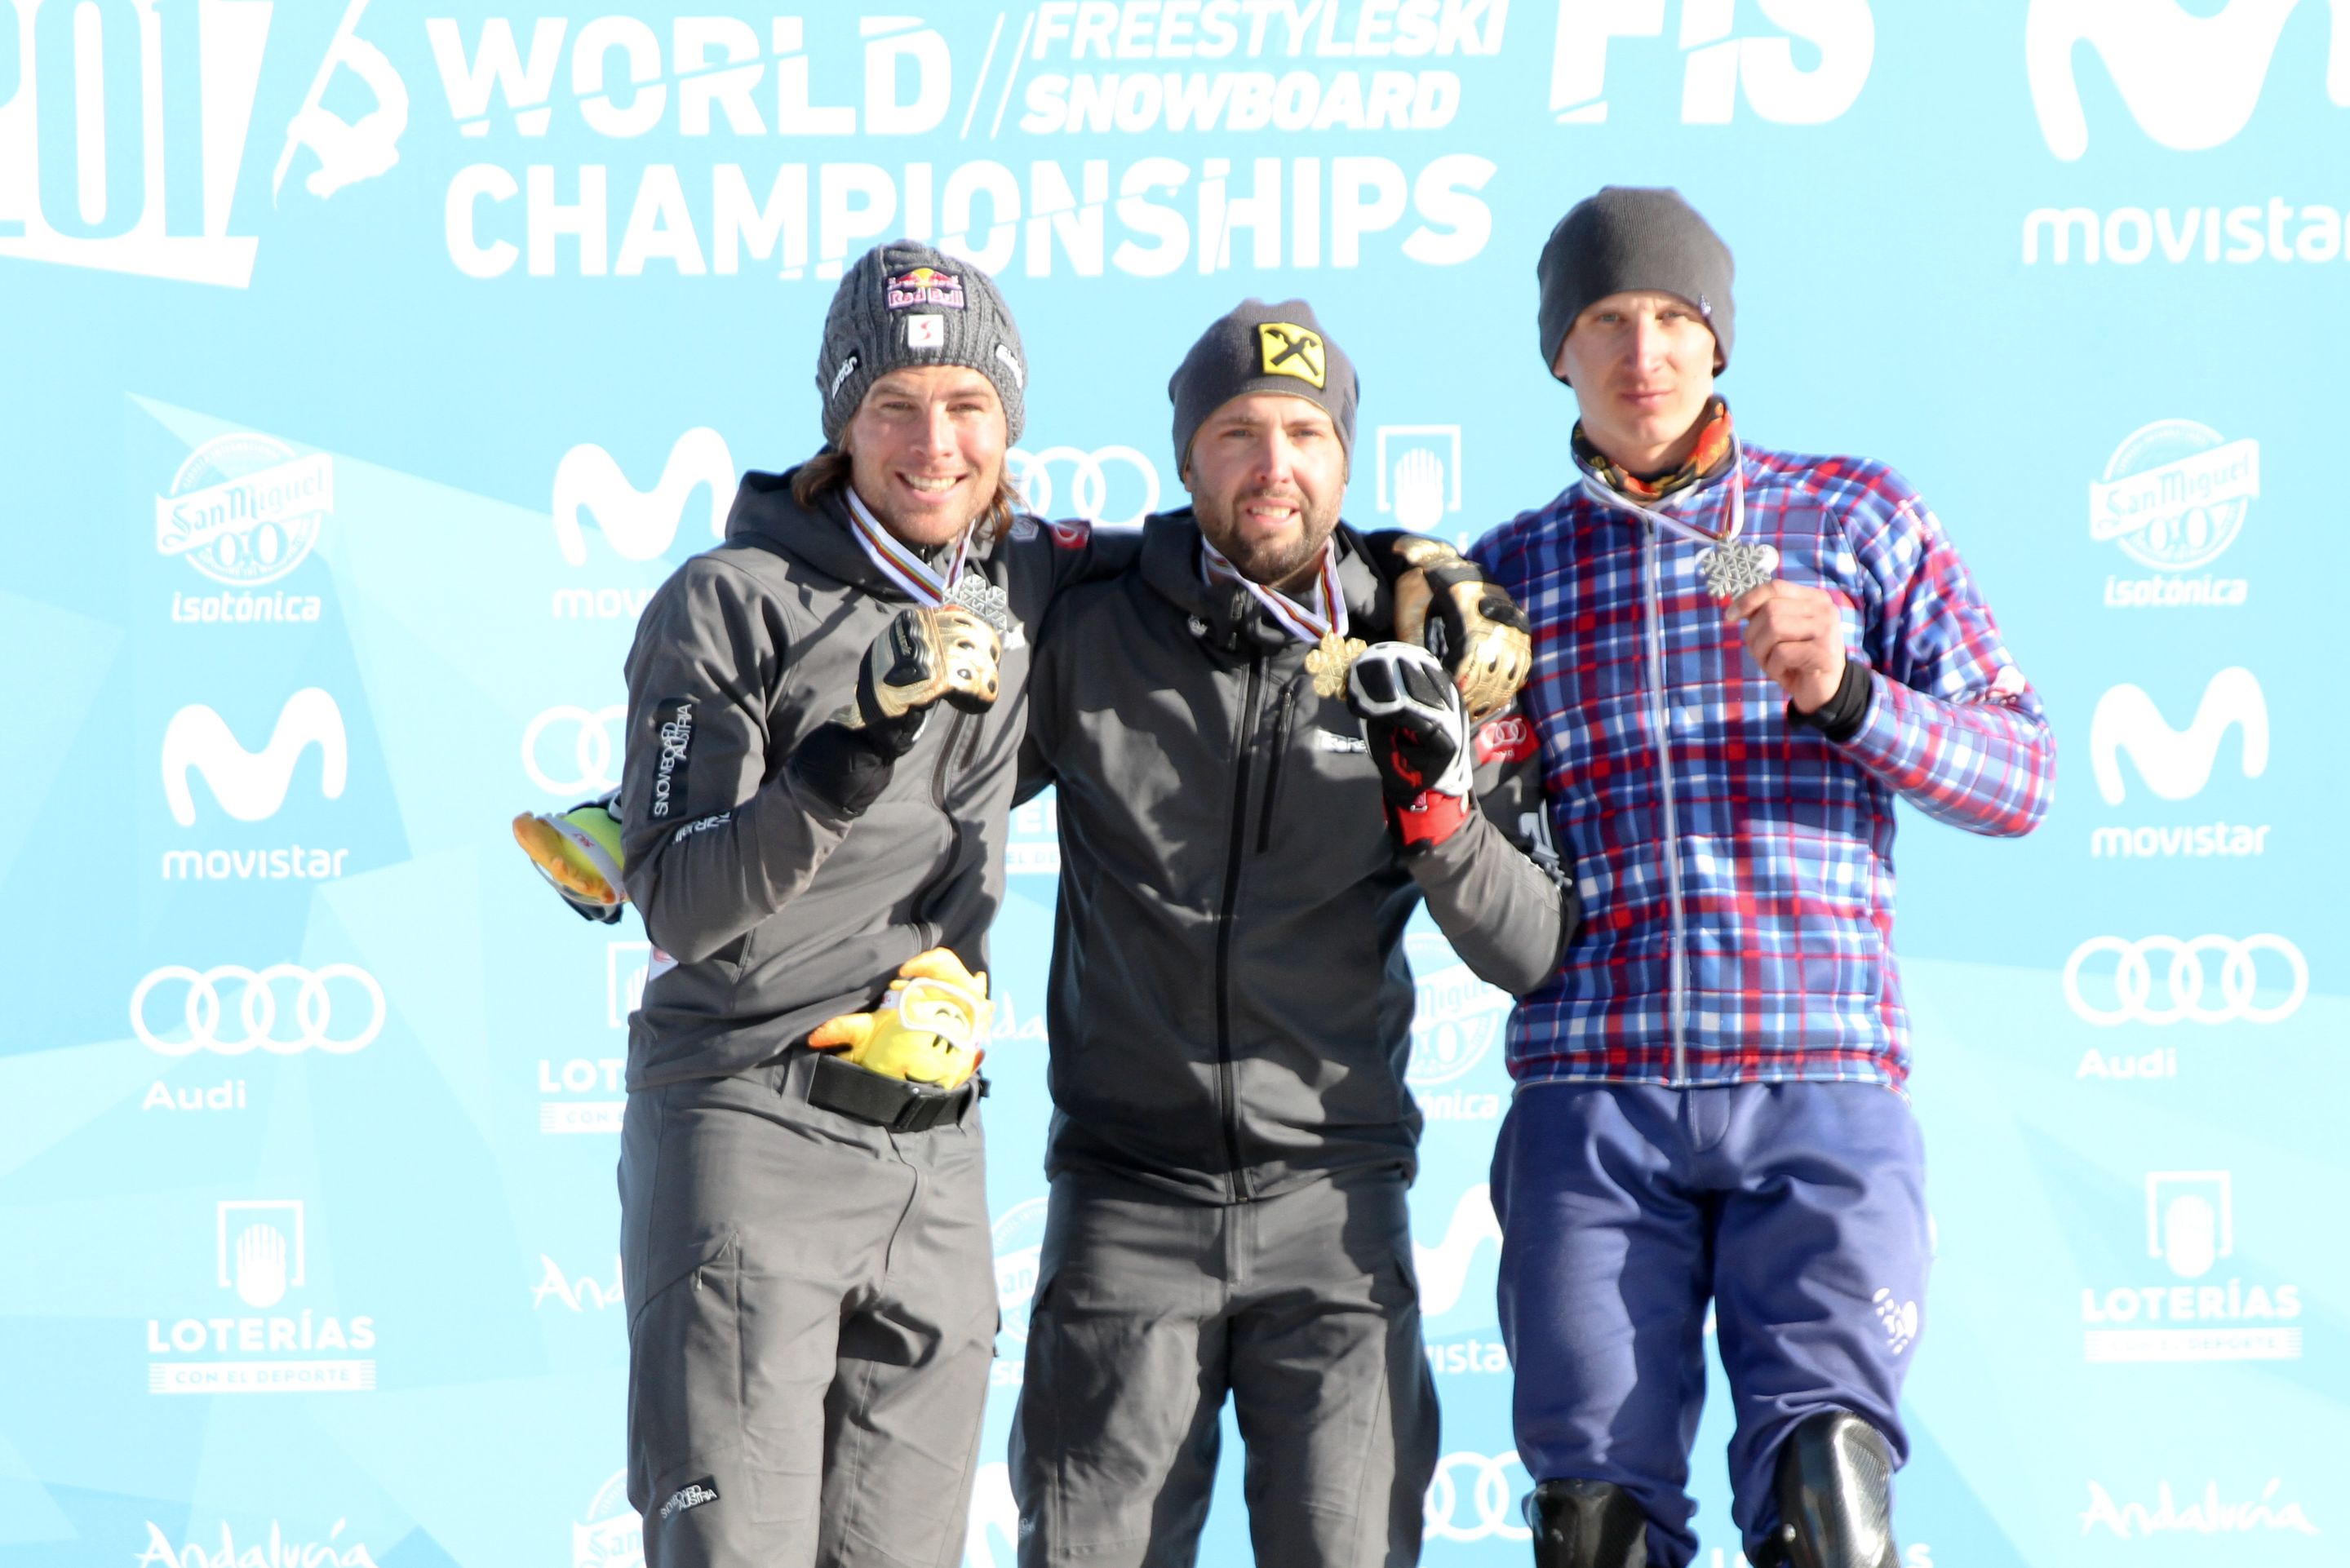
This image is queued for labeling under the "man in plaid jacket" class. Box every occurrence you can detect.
[1470,188,2054,1568]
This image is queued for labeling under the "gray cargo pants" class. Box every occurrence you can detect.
[1011,1168,1438,1567]
[619,1051,995,1568]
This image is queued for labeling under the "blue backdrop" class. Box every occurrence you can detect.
[3,2,2343,1564]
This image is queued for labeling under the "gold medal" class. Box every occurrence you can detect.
[1306,631,1368,698]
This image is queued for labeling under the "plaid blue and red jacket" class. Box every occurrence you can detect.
[1470,441,2055,1091]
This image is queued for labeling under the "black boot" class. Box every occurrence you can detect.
[1753,1411,1898,1568]
[1525,1478,1648,1568]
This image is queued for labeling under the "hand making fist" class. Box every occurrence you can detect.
[1726,582,1847,715]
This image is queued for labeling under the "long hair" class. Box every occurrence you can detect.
[791,448,1026,545]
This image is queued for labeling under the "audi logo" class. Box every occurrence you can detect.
[524,704,625,795]
[1422,1449,1531,1544]
[1008,445,1161,529]
[2063,933,2307,1026]
[131,964,387,1056]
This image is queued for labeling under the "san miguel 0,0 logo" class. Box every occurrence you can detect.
[157,434,334,624]
[146,1202,379,1394]
[1404,932,1508,1120]
[2091,421,2256,609]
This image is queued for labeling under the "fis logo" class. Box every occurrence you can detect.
[1549,0,1876,126]
[0,0,405,286]
[2026,0,2350,160]
[2090,668,2268,805]
[162,689,348,826]
[552,428,734,566]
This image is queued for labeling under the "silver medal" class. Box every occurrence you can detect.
[1696,540,1780,602]
[945,570,1013,635]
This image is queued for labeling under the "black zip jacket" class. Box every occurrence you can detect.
[1021,512,1576,1202]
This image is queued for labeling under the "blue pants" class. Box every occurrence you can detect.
[1491,1082,1928,1568]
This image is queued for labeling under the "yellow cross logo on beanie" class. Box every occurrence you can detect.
[1257,322,1327,389]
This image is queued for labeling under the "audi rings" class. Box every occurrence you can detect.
[1422,1450,1531,1544]
[2063,933,2307,1026]
[1008,445,1160,529]
[523,704,626,795]
[131,963,386,1055]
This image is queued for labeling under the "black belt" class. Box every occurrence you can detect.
[805,1052,983,1132]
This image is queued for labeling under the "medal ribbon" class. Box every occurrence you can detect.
[844,486,971,607]
[1199,538,1350,646]
[1576,441,1749,551]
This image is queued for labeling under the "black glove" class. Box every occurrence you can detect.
[1346,640,1474,852]
[1361,532,1533,724]
[788,605,1004,817]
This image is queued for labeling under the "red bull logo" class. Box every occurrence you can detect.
[886,267,965,311]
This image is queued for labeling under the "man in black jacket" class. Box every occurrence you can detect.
[1010,300,1577,1567]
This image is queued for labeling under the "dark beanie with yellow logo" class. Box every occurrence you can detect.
[1168,299,1359,474]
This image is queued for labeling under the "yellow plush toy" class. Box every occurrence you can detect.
[809,949,994,1089]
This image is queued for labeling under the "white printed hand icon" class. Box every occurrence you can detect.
[1392,448,1447,533]
[235,1223,290,1308]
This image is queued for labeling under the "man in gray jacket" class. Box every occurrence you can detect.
[612,241,1130,1568]
[1010,299,1578,1567]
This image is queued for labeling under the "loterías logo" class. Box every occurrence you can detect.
[2026,0,2349,161]
[0,0,407,286]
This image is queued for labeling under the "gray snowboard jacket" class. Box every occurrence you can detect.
[616,470,1131,1090]
[1021,512,1577,1203]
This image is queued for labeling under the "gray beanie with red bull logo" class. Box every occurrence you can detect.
[817,241,1029,444]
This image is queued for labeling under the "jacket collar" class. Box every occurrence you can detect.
[1137,509,1387,658]
[725,466,1004,593]
[1568,436,1749,530]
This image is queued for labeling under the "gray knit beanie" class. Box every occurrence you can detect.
[816,241,1028,444]
[1168,299,1358,473]
[1536,187,1735,377]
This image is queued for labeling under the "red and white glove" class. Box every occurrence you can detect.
[1346,640,1474,851]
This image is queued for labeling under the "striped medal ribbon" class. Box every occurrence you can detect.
[843,488,1012,631]
[1201,537,1366,698]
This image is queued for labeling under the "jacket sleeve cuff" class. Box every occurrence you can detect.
[1785,659,1872,744]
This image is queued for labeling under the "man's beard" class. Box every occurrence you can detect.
[1195,485,1341,590]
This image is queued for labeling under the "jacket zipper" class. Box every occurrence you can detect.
[908,707,973,947]
[1640,518,1690,1083]
[933,708,969,807]
[1213,653,1264,1202]
[1254,680,1301,853]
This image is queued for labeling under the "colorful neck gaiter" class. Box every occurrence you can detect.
[1575,397,1734,502]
